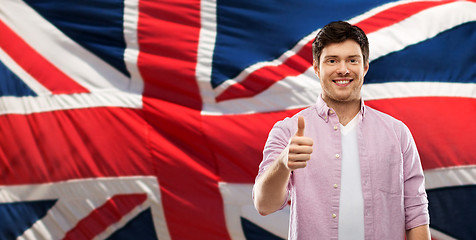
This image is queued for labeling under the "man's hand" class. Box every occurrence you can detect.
[254,116,314,215]
[285,116,314,170]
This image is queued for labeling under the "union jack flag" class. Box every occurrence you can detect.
[0,0,475,239]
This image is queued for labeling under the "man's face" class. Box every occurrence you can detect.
[313,39,369,104]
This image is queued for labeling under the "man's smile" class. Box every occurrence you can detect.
[333,78,353,86]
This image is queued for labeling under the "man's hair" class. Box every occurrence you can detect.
[312,21,369,65]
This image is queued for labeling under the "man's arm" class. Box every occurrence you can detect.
[253,150,292,216]
[253,116,313,216]
[406,224,430,240]
[400,123,430,237]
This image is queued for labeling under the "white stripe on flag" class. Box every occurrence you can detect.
[424,165,476,190]
[0,91,142,115]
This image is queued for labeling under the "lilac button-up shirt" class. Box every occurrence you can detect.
[257,96,429,240]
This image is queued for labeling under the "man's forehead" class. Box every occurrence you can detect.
[321,40,363,58]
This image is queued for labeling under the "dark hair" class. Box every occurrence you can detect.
[312,21,369,65]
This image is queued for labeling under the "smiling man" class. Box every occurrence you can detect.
[253,21,430,240]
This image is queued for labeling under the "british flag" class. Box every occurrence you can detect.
[0,0,475,239]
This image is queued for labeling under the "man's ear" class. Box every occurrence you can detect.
[363,61,369,77]
[313,59,320,78]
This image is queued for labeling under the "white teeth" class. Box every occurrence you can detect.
[335,80,350,84]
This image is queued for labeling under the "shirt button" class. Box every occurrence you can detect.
[329,110,334,114]
[333,184,338,189]
[332,213,337,218]
[335,154,340,159]
[333,125,338,131]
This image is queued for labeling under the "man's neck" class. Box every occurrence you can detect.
[323,97,361,126]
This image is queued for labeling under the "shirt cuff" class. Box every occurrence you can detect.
[405,202,430,230]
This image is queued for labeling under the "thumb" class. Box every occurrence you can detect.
[296,116,305,136]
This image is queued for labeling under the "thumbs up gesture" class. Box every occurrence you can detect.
[285,116,314,170]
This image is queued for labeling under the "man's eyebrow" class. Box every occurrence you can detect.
[323,55,362,59]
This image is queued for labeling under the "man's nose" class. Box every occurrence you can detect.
[336,62,349,75]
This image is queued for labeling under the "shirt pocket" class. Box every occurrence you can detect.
[372,148,404,195]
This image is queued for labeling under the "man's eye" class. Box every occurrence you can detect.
[327,59,336,64]
[349,59,359,64]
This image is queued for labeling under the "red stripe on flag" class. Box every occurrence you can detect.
[0,107,152,185]
[143,98,231,240]
[63,193,147,240]
[214,0,461,102]
[366,97,476,171]
[138,0,202,110]
[0,20,89,94]
[138,0,230,238]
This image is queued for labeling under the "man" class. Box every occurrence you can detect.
[253,21,430,239]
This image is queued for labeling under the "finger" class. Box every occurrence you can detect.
[290,136,314,146]
[287,160,308,170]
[288,154,312,162]
[296,116,305,136]
[289,145,313,154]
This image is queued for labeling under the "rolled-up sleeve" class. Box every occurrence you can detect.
[256,120,292,179]
[254,119,294,209]
[401,124,430,230]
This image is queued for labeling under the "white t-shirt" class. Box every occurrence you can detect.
[338,115,364,240]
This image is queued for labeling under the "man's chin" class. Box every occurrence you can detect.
[328,94,360,103]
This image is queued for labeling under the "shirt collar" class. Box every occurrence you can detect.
[315,95,366,122]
